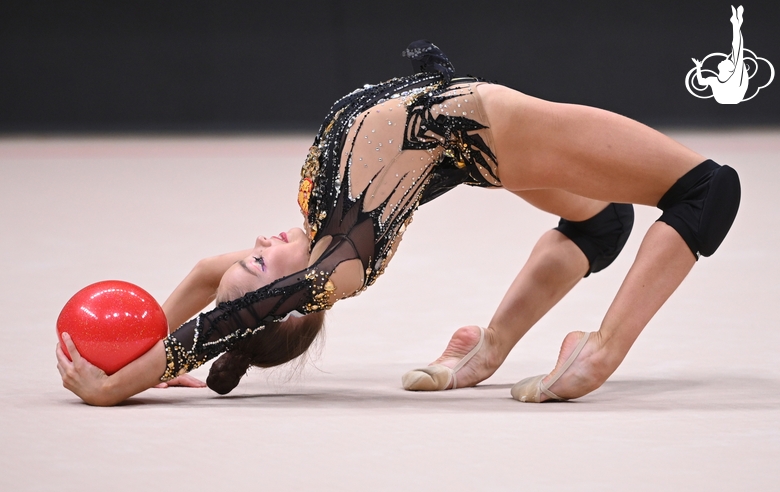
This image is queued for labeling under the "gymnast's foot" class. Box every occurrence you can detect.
[402,325,500,391]
[511,331,612,402]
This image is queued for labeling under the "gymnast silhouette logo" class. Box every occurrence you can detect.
[685,5,774,104]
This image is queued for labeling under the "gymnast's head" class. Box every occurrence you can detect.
[208,226,325,395]
[217,227,311,299]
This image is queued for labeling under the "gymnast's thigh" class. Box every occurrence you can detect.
[478,84,704,206]
[511,188,609,222]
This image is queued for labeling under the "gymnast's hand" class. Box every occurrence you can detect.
[154,374,206,389]
[56,332,110,405]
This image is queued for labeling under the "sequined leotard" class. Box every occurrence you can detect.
[162,42,501,380]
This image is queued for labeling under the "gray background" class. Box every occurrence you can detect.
[2,0,779,132]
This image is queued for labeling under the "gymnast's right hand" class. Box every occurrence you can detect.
[56,332,110,406]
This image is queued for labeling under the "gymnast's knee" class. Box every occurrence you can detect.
[656,159,741,259]
[554,203,634,277]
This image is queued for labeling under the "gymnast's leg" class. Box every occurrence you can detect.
[402,230,587,390]
[403,190,613,390]
[479,84,737,401]
[523,222,695,401]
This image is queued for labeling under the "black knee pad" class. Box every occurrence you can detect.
[555,203,634,277]
[657,160,741,258]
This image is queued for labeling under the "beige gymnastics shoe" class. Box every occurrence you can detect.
[402,327,485,391]
[511,332,591,402]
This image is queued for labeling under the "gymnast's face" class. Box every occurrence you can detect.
[218,227,310,300]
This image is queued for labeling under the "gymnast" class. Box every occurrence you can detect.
[56,40,740,406]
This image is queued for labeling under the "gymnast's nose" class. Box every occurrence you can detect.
[255,236,272,248]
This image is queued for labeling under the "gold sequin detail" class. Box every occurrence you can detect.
[302,145,321,179]
[322,108,344,139]
[161,336,206,382]
[298,178,313,215]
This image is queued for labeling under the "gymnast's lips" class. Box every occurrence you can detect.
[274,232,288,243]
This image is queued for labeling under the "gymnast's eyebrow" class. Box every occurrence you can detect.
[238,259,259,277]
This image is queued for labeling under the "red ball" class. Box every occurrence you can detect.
[57,280,168,375]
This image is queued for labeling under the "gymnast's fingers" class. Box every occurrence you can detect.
[55,343,75,389]
[61,333,82,363]
[162,374,206,388]
[56,343,65,378]
[56,343,71,368]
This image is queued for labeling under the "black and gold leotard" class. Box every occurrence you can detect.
[162,41,501,380]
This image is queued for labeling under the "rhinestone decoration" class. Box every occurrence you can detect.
[162,71,502,378]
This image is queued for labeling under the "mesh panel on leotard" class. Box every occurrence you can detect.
[162,48,501,380]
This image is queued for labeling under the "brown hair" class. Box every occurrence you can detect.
[207,286,326,395]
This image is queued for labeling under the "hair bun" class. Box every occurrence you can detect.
[207,349,252,395]
[402,40,455,82]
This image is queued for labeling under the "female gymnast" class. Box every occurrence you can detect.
[56,41,740,406]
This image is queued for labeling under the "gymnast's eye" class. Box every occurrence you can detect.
[253,256,266,272]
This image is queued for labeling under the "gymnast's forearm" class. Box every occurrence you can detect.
[488,230,588,358]
[94,341,167,406]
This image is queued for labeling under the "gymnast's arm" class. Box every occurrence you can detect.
[56,227,370,405]
[161,249,252,330]
[54,250,252,404]
[57,333,167,406]
[162,226,371,375]
[152,250,255,388]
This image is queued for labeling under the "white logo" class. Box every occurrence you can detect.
[685,5,774,104]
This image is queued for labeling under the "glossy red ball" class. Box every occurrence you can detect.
[57,280,168,375]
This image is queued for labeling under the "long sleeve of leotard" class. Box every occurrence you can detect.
[162,216,375,380]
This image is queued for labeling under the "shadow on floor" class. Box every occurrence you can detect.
[115,374,780,413]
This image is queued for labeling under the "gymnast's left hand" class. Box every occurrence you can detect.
[56,332,110,405]
[154,374,205,389]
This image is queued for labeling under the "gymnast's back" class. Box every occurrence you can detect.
[161,41,502,379]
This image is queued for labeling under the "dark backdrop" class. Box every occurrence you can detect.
[2,1,778,133]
